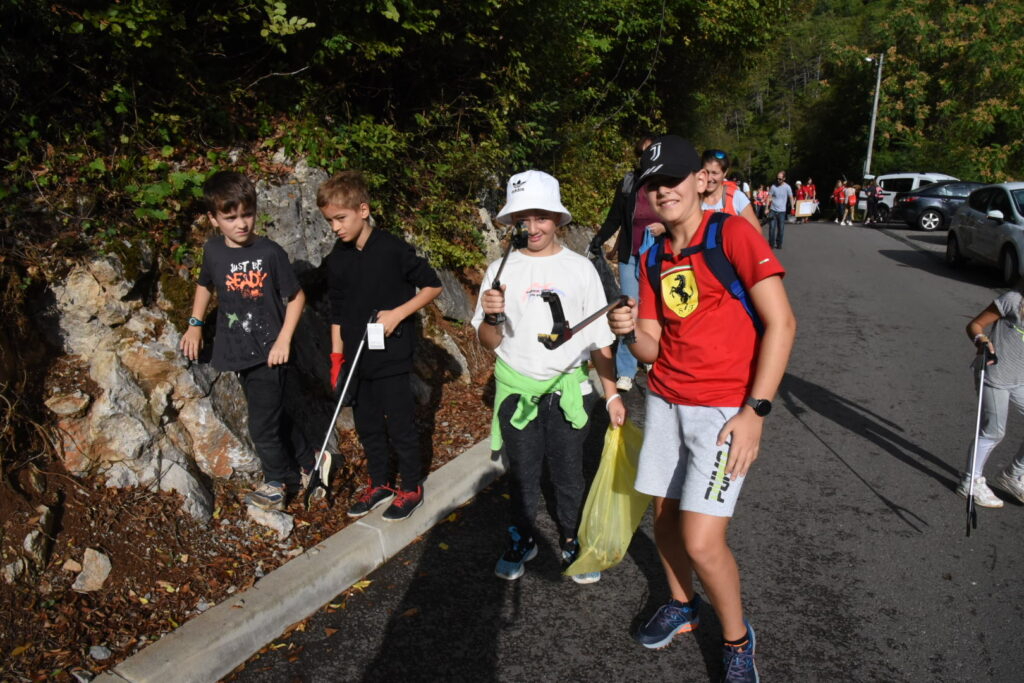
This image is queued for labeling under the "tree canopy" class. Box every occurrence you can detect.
[1,0,1021,270]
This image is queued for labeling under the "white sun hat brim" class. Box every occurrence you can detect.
[495,169,572,226]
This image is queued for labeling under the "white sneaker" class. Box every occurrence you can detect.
[616,376,634,392]
[995,471,1024,504]
[957,475,1004,508]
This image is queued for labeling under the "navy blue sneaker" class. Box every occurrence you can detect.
[721,621,758,683]
[494,526,537,580]
[560,538,601,584]
[634,595,703,649]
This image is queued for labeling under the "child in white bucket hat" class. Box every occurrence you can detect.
[473,169,625,584]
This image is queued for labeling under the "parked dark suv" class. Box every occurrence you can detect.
[891,180,985,231]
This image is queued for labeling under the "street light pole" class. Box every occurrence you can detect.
[864,52,884,178]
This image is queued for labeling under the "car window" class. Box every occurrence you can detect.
[969,189,993,212]
[990,190,1012,218]
[1012,190,1024,219]
[946,183,978,198]
[881,178,913,193]
[921,185,947,197]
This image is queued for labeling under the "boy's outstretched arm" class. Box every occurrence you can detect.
[590,345,626,427]
[180,285,213,361]
[268,289,306,367]
[717,274,796,478]
[377,285,442,336]
[607,298,661,365]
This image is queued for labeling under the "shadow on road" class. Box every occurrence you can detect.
[878,248,1004,289]
[778,373,958,533]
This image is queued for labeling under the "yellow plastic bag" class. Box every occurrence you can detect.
[565,419,650,575]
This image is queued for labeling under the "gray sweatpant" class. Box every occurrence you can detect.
[966,382,1024,479]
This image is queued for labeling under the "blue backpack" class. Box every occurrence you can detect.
[643,212,764,335]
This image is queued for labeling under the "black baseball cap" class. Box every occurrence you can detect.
[633,135,701,192]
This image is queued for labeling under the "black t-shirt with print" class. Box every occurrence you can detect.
[198,236,301,372]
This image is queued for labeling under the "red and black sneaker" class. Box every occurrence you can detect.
[346,483,395,518]
[382,485,423,522]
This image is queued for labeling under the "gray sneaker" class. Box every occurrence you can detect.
[995,471,1024,503]
[245,481,287,511]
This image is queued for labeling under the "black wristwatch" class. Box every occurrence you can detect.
[745,397,772,417]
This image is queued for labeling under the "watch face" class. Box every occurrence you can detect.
[754,400,772,417]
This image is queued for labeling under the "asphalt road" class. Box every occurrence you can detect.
[235,220,1024,682]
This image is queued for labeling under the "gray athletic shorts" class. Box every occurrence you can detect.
[634,392,745,517]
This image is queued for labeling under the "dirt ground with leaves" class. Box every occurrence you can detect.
[1,358,493,681]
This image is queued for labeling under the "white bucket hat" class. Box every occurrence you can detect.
[495,170,572,226]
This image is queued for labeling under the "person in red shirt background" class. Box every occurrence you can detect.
[803,177,817,223]
[831,180,845,223]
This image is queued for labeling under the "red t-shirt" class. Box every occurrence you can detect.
[638,213,785,406]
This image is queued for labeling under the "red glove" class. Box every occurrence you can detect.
[330,353,345,389]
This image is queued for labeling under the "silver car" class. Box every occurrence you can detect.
[946,182,1024,285]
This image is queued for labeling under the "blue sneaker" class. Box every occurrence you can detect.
[560,538,601,584]
[634,595,703,649]
[494,526,537,580]
[721,621,759,683]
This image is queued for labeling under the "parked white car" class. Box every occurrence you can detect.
[946,182,1024,284]
[858,172,959,221]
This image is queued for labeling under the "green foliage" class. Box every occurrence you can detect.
[687,0,1024,185]
[3,0,797,275]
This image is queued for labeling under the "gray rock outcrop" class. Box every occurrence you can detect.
[41,160,506,519]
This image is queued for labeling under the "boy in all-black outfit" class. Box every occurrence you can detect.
[180,171,313,511]
[319,171,442,522]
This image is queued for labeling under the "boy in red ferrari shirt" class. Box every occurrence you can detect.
[608,136,796,683]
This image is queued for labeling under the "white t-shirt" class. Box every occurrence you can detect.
[471,245,615,390]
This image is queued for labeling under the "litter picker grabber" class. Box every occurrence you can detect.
[537,292,637,350]
[483,221,527,326]
[966,345,998,536]
[305,311,376,509]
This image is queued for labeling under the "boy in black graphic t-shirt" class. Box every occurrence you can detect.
[180,171,313,510]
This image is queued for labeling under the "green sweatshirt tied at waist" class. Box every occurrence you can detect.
[490,357,590,451]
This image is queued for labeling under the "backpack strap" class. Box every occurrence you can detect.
[644,213,764,336]
[722,183,736,215]
[702,212,764,335]
[645,233,669,322]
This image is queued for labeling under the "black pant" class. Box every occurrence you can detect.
[353,372,421,491]
[238,364,313,486]
[498,392,595,540]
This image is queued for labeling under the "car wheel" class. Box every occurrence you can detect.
[1001,247,1020,285]
[876,204,889,223]
[918,209,943,232]
[945,233,963,267]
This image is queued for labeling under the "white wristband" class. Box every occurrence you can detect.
[606,393,622,408]
[974,333,989,343]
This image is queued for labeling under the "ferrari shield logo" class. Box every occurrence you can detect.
[661,264,697,318]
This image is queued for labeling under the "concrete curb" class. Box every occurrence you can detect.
[98,439,506,683]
